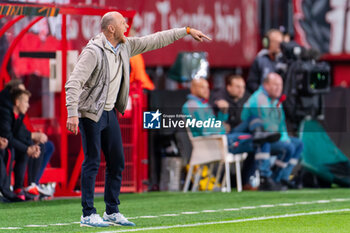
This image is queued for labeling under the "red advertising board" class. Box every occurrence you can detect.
[51,0,259,68]
[99,0,259,67]
[2,0,259,79]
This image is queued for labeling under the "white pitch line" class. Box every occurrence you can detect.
[98,208,350,233]
[295,201,310,205]
[240,206,256,209]
[259,204,275,208]
[160,214,180,217]
[278,203,294,206]
[3,197,350,230]
[316,200,331,203]
[223,208,239,211]
[49,223,71,226]
[181,212,199,215]
[25,225,48,227]
[201,210,218,213]
[332,198,348,202]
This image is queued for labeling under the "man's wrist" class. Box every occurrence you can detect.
[186,26,191,34]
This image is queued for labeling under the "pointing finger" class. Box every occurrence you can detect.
[201,34,212,41]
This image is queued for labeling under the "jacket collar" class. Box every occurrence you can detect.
[187,94,208,104]
[259,86,279,105]
[89,32,115,54]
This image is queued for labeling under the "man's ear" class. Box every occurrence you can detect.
[108,24,115,33]
[14,98,20,107]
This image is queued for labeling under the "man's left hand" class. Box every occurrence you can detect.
[189,28,212,42]
[32,132,48,144]
[215,99,229,113]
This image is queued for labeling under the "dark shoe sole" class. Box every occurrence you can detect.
[253,133,281,144]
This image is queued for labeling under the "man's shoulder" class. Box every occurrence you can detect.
[249,88,269,106]
[246,88,261,101]
[183,99,200,108]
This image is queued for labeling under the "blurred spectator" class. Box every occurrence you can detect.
[242,73,303,189]
[210,74,249,130]
[0,80,55,200]
[183,78,282,190]
[129,28,155,90]
[0,87,40,200]
[15,80,55,197]
[246,29,283,93]
[130,54,155,90]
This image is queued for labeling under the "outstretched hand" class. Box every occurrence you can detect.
[189,28,212,42]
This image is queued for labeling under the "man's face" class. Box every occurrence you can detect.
[269,31,283,55]
[264,75,283,100]
[226,78,245,100]
[192,79,210,100]
[15,94,30,115]
[110,13,129,43]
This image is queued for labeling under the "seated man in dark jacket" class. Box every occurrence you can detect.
[0,88,40,200]
[0,80,54,198]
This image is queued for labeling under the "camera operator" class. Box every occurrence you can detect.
[246,29,284,94]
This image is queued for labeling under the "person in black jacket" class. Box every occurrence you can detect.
[1,80,53,198]
[210,74,249,131]
[246,29,283,93]
[0,88,40,200]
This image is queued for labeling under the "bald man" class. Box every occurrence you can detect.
[247,29,284,93]
[65,12,211,227]
[183,78,228,136]
[242,73,303,189]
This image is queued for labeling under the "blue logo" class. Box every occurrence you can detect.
[143,110,162,129]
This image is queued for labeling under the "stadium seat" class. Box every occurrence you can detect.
[183,128,247,193]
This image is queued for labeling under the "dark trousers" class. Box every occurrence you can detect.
[13,150,29,190]
[27,144,44,185]
[0,149,17,200]
[35,141,54,184]
[79,110,125,217]
[28,141,55,184]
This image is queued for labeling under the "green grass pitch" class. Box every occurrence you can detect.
[1,189,350,232]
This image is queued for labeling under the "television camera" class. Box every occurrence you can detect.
[277,41,331,130]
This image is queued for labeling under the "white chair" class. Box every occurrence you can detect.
[183,128,247,193]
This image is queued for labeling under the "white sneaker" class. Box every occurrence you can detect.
[37,183,55,196]
[80,214,109,227]
[103,212,136,226]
